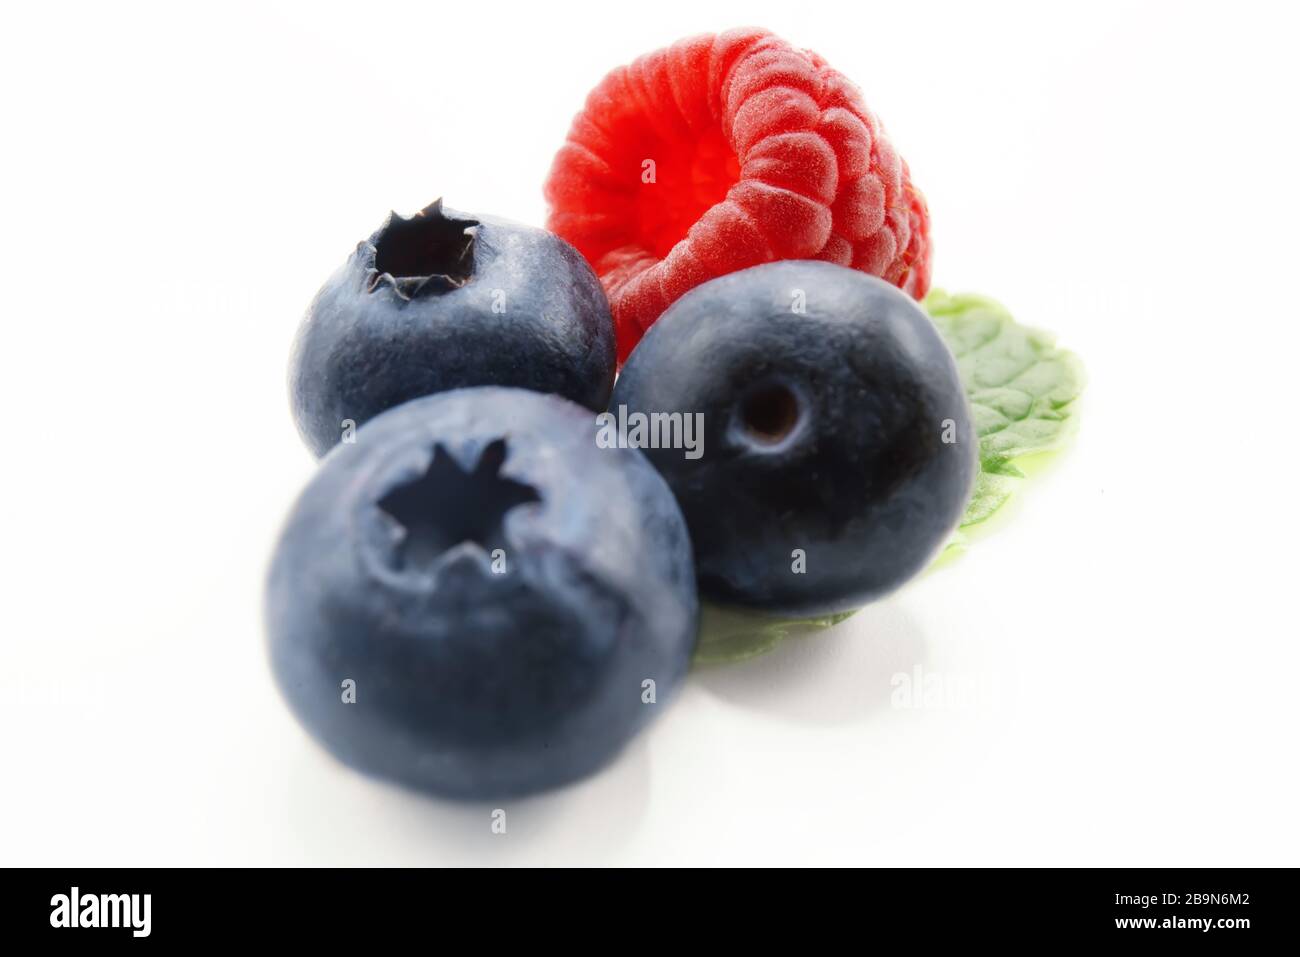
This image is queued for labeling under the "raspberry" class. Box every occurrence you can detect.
[544,28,933,360]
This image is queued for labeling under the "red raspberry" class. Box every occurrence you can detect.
[544,28,933,361]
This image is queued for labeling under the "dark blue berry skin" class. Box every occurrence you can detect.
[266,387,697,800]
[611,261,976,617]
[290,200,615,458]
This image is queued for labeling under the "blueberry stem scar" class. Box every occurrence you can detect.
[740,382,801,444]
[377,439,540,571]
[367,199,480,298]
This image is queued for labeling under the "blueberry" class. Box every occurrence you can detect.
[290,200,615,457]
[611,261,976,616]
[265,387,698,799]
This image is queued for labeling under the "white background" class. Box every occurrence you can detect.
[3,0,1297,866]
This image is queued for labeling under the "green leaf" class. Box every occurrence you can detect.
[693,288,1085,665]
[925,288,1085,551]
[692,603,858,666]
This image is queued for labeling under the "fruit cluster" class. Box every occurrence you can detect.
[269,30,973,799]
